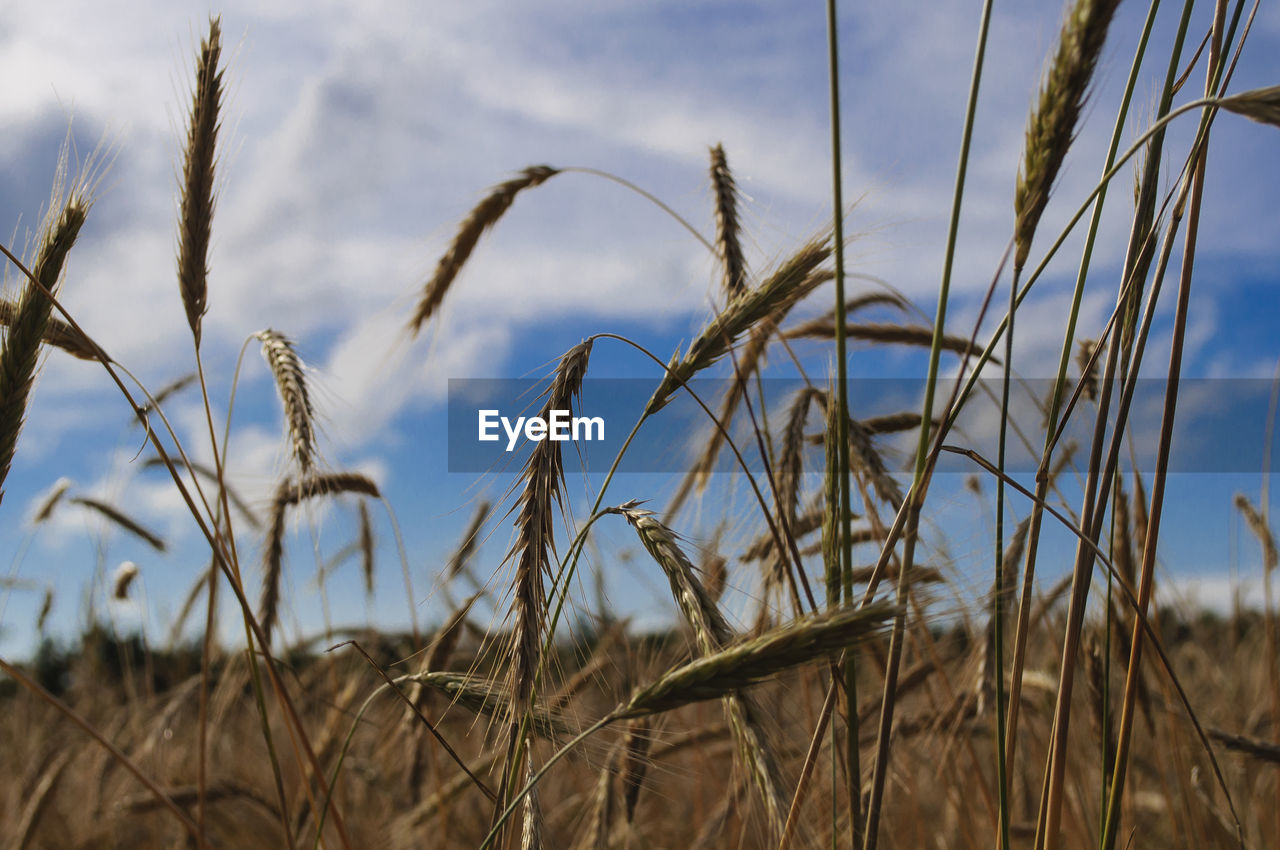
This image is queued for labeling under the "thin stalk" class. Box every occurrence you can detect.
[1004,0,1168,803]
[1101,4,1241,846]
[823,1,862,842]
[1095,158,1202,850]
[195,345,297,850]
[779,678,839,850]
[558,166,715,254]
[1040,3,1251,844]
[993,261,1016,850]
[848,84,1232,630]
[862,1,994,847]
[942,444,1240,834]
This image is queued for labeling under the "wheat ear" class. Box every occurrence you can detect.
[112,561,141,600]
[358,500,375,597]
[448,500,490,579]
[785,320,987,361]
[709,143,747,296]
[616,601,898,719]
[0,194,88,501]
[410,165,560,334]
[778,387,823,536]
[1235,494,1278,572]
[36,587,54,633]
[72,496,167,552]
[255,329,316,475]
[577,747,619,850]
[1014,0,1121,269]
[405,672,573,742]
[0,299,99,361]
[612,504,790,839]
[817,389,902,509]
[499,339,592,835]
[648,237,831,414]
[260,472,381,646]
[177,17,222,346]
[32,477,73,525]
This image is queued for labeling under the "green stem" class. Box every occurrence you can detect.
[822,2,862,842]
[1003,0,1166,801]
[862,1,994,847]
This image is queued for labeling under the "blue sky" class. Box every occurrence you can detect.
[2,1,1279,657]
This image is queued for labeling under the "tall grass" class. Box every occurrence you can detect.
[1,4,1278,849]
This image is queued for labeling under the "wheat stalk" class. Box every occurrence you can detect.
[255,329,316,475]
[177,17,222,347]
[409,165,560,334]
[785,320,987,361]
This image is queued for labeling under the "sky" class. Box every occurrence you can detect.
[1,1,1279,658]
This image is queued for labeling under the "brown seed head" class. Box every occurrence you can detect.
[177,17,223,346]
[256,329,316,476]
[410,165,560,335]
[1014,0,1121,270]
[709,144,747,297]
